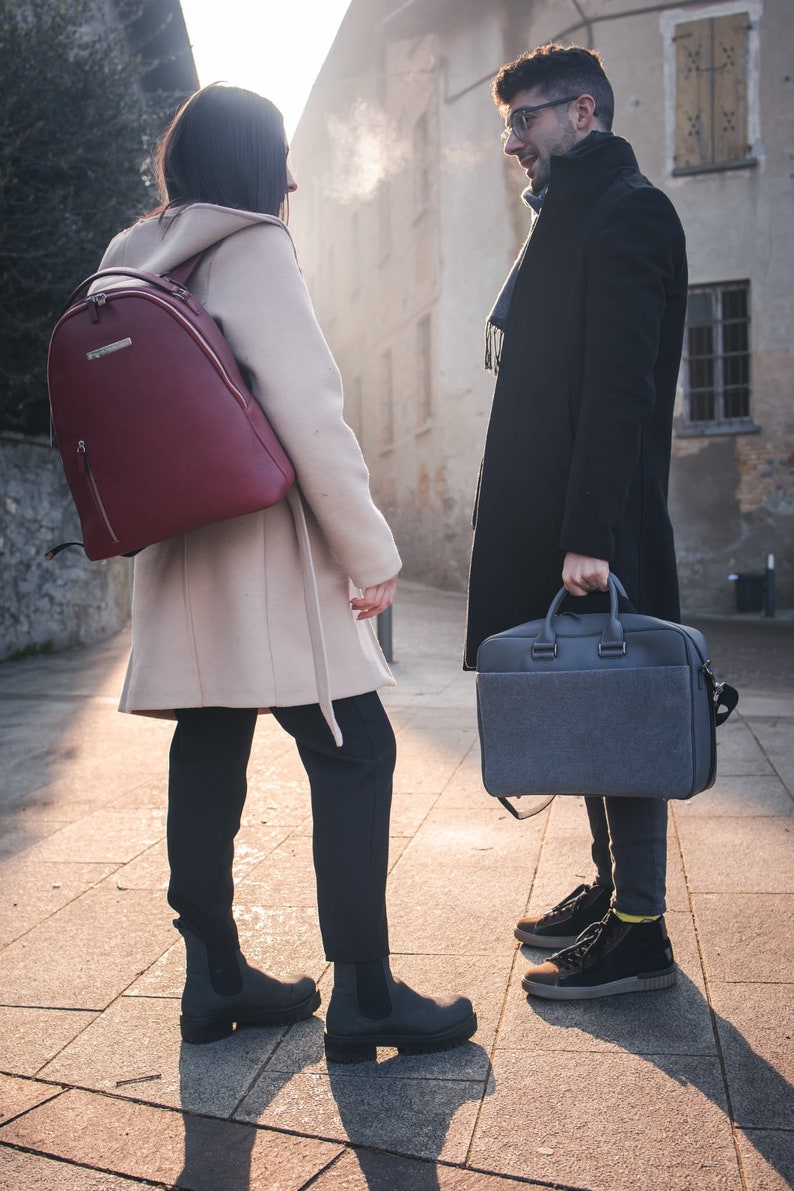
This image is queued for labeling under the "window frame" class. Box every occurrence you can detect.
[661,1,761,178]
[679,280,759,437]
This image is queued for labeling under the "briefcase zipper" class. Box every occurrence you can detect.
[77,440,120,543]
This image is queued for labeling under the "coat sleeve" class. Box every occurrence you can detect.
[205,223,401,589]
[559,186,685,560]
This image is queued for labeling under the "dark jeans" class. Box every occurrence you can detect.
[167,692,395,962]
[586,795,668,917]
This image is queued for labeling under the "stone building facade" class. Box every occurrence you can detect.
[289,0,793,612]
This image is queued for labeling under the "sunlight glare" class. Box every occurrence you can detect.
[178,0,352,137]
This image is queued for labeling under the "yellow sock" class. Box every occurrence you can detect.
[614,910,661,924]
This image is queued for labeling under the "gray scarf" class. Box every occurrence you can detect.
[484,187,543,372]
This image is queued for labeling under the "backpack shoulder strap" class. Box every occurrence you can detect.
[164,252,204,288]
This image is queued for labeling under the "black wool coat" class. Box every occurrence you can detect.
[464,134,688,668]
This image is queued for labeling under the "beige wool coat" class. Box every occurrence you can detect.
[98,204,401,744]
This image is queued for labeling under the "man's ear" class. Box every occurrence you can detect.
[571,93,597,130]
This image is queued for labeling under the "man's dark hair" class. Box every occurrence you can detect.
[493,44,614,131]
[153,83,289,219]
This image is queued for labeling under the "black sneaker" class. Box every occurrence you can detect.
[521,910,677,1000]
[514,882,613,948]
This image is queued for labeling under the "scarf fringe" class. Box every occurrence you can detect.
[484,321,503,374]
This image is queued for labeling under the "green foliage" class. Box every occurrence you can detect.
[0,0,176,434]
[2,641,55,663]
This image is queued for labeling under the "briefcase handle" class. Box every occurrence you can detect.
[531,574,629,660]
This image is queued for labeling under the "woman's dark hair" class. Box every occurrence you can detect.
[493,44,614,131]
[152,83,289,218]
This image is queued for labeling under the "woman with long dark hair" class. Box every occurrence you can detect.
[99,84,476,1062]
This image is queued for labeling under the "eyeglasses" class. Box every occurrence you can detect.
[501,95,580,144]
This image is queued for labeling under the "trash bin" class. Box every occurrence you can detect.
[734,572,766,613]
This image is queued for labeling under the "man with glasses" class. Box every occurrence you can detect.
[465,44,688,1000]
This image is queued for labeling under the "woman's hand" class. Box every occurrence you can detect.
[562,552,610,596]
[351,577,398,620]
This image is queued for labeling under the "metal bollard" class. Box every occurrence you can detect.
[377,604,393,663]
[765,553,776,618]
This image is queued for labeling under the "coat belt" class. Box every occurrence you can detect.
[286,486,344,747]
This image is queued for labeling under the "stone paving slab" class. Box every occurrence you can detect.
[392,727,478,795]
[689,892,794,982]
[736,1129,794,1191]
[0,1074,63,1125]
[0,1007,97,1078]
[38,997,284,1116]
[0,886,174,1009]
[747,718,794,790]
[25,808,166,865]
[708,982,794,1130]
[470,1050,742,1190]
[712,734,776,780]
[673,814,794,893]
[386,854,537,958]
[112,821,295,894]
[236,1067,485,1164]
[235,836,318,907]
[0,858,116,949]
[674,773,794,817]
[0,1149,160,1191]
[0,815,73,860]
[382,790,443,837]
[0,1087,344,1190]
[308,1148,546,1189]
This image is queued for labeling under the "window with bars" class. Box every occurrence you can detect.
[683,282,753,431]
[673,11,754,173]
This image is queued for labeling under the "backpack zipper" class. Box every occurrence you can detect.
[123,291,251,411]
[77,440,119,543]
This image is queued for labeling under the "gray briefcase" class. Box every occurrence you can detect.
[476,575,738,817]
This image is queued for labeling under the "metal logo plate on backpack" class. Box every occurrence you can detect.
[86,338,132,360]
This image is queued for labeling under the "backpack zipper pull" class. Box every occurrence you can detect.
[77,439,86,473]
[88,293,107,323]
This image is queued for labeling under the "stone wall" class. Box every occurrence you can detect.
[0,435,130,660]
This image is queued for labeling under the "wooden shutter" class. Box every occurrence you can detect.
[675,19,712,168]
[712,12,750,165]
[675,13,750,170]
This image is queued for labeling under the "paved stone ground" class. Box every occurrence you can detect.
[0,581,792,1190]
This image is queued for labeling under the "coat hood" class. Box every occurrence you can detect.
[100,203,294,276]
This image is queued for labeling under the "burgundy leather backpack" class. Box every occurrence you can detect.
[46,252,295,561]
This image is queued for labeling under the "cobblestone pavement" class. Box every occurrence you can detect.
[1,581,792,1190]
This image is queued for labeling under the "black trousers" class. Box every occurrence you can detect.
[585,796,668,917]
[167,692,395,962]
